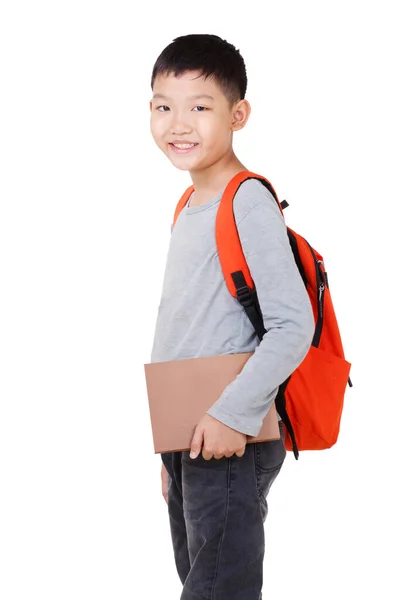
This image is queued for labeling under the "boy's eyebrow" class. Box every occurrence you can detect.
[152,93,215,101]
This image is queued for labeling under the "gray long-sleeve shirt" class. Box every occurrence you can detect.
[150,178,315,437]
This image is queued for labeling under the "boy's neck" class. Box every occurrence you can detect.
[188,153,248,207]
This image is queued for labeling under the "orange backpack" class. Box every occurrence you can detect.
[173,171,352,459]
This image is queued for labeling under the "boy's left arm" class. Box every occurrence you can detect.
[205,190,315,438]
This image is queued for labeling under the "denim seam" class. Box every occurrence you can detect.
[254,444,265,504]
[254,444,283,504]
[210,457,232,600]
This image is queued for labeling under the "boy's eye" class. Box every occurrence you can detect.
[155,105,208,112]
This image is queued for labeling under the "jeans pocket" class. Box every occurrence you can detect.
[253,421,286,509]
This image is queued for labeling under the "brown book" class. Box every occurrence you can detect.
[144,352,280,453]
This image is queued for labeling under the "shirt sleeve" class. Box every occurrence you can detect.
[206,188,315,437]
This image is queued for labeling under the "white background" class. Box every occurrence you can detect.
[1,1,399,598]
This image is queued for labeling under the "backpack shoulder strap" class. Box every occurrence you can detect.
[172,184,194,227]
[172,171,283,299]
[216,170,284,299]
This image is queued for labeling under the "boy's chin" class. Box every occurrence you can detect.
[166,158,194,171]
[170,163,192,171]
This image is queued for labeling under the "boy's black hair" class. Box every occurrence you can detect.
[150,34,247,108]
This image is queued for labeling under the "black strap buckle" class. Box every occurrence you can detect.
[236,285,255,308]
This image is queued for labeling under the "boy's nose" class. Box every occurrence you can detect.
[170,115,193,136]
[171,129,192,137]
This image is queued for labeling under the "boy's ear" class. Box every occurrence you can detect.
[231,99,251,131]
[149,100,153,112]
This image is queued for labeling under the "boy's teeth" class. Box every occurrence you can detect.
[173,143,196,148]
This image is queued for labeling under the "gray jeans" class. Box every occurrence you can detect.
[161,420,286,600]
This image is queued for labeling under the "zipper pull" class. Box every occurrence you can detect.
[317,259,328,287]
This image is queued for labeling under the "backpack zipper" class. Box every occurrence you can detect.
[305,243,325,347]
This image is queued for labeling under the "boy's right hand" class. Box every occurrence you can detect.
[161,462,169,504]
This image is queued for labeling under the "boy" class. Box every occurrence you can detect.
[149,34,314,600]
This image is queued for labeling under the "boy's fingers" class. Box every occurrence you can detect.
[190,426,203,458]
[161,464,169,504]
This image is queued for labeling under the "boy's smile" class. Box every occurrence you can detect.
[168,141,199,154]
[150,70,251,186]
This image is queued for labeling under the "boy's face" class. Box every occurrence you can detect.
[150,70,249,173]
